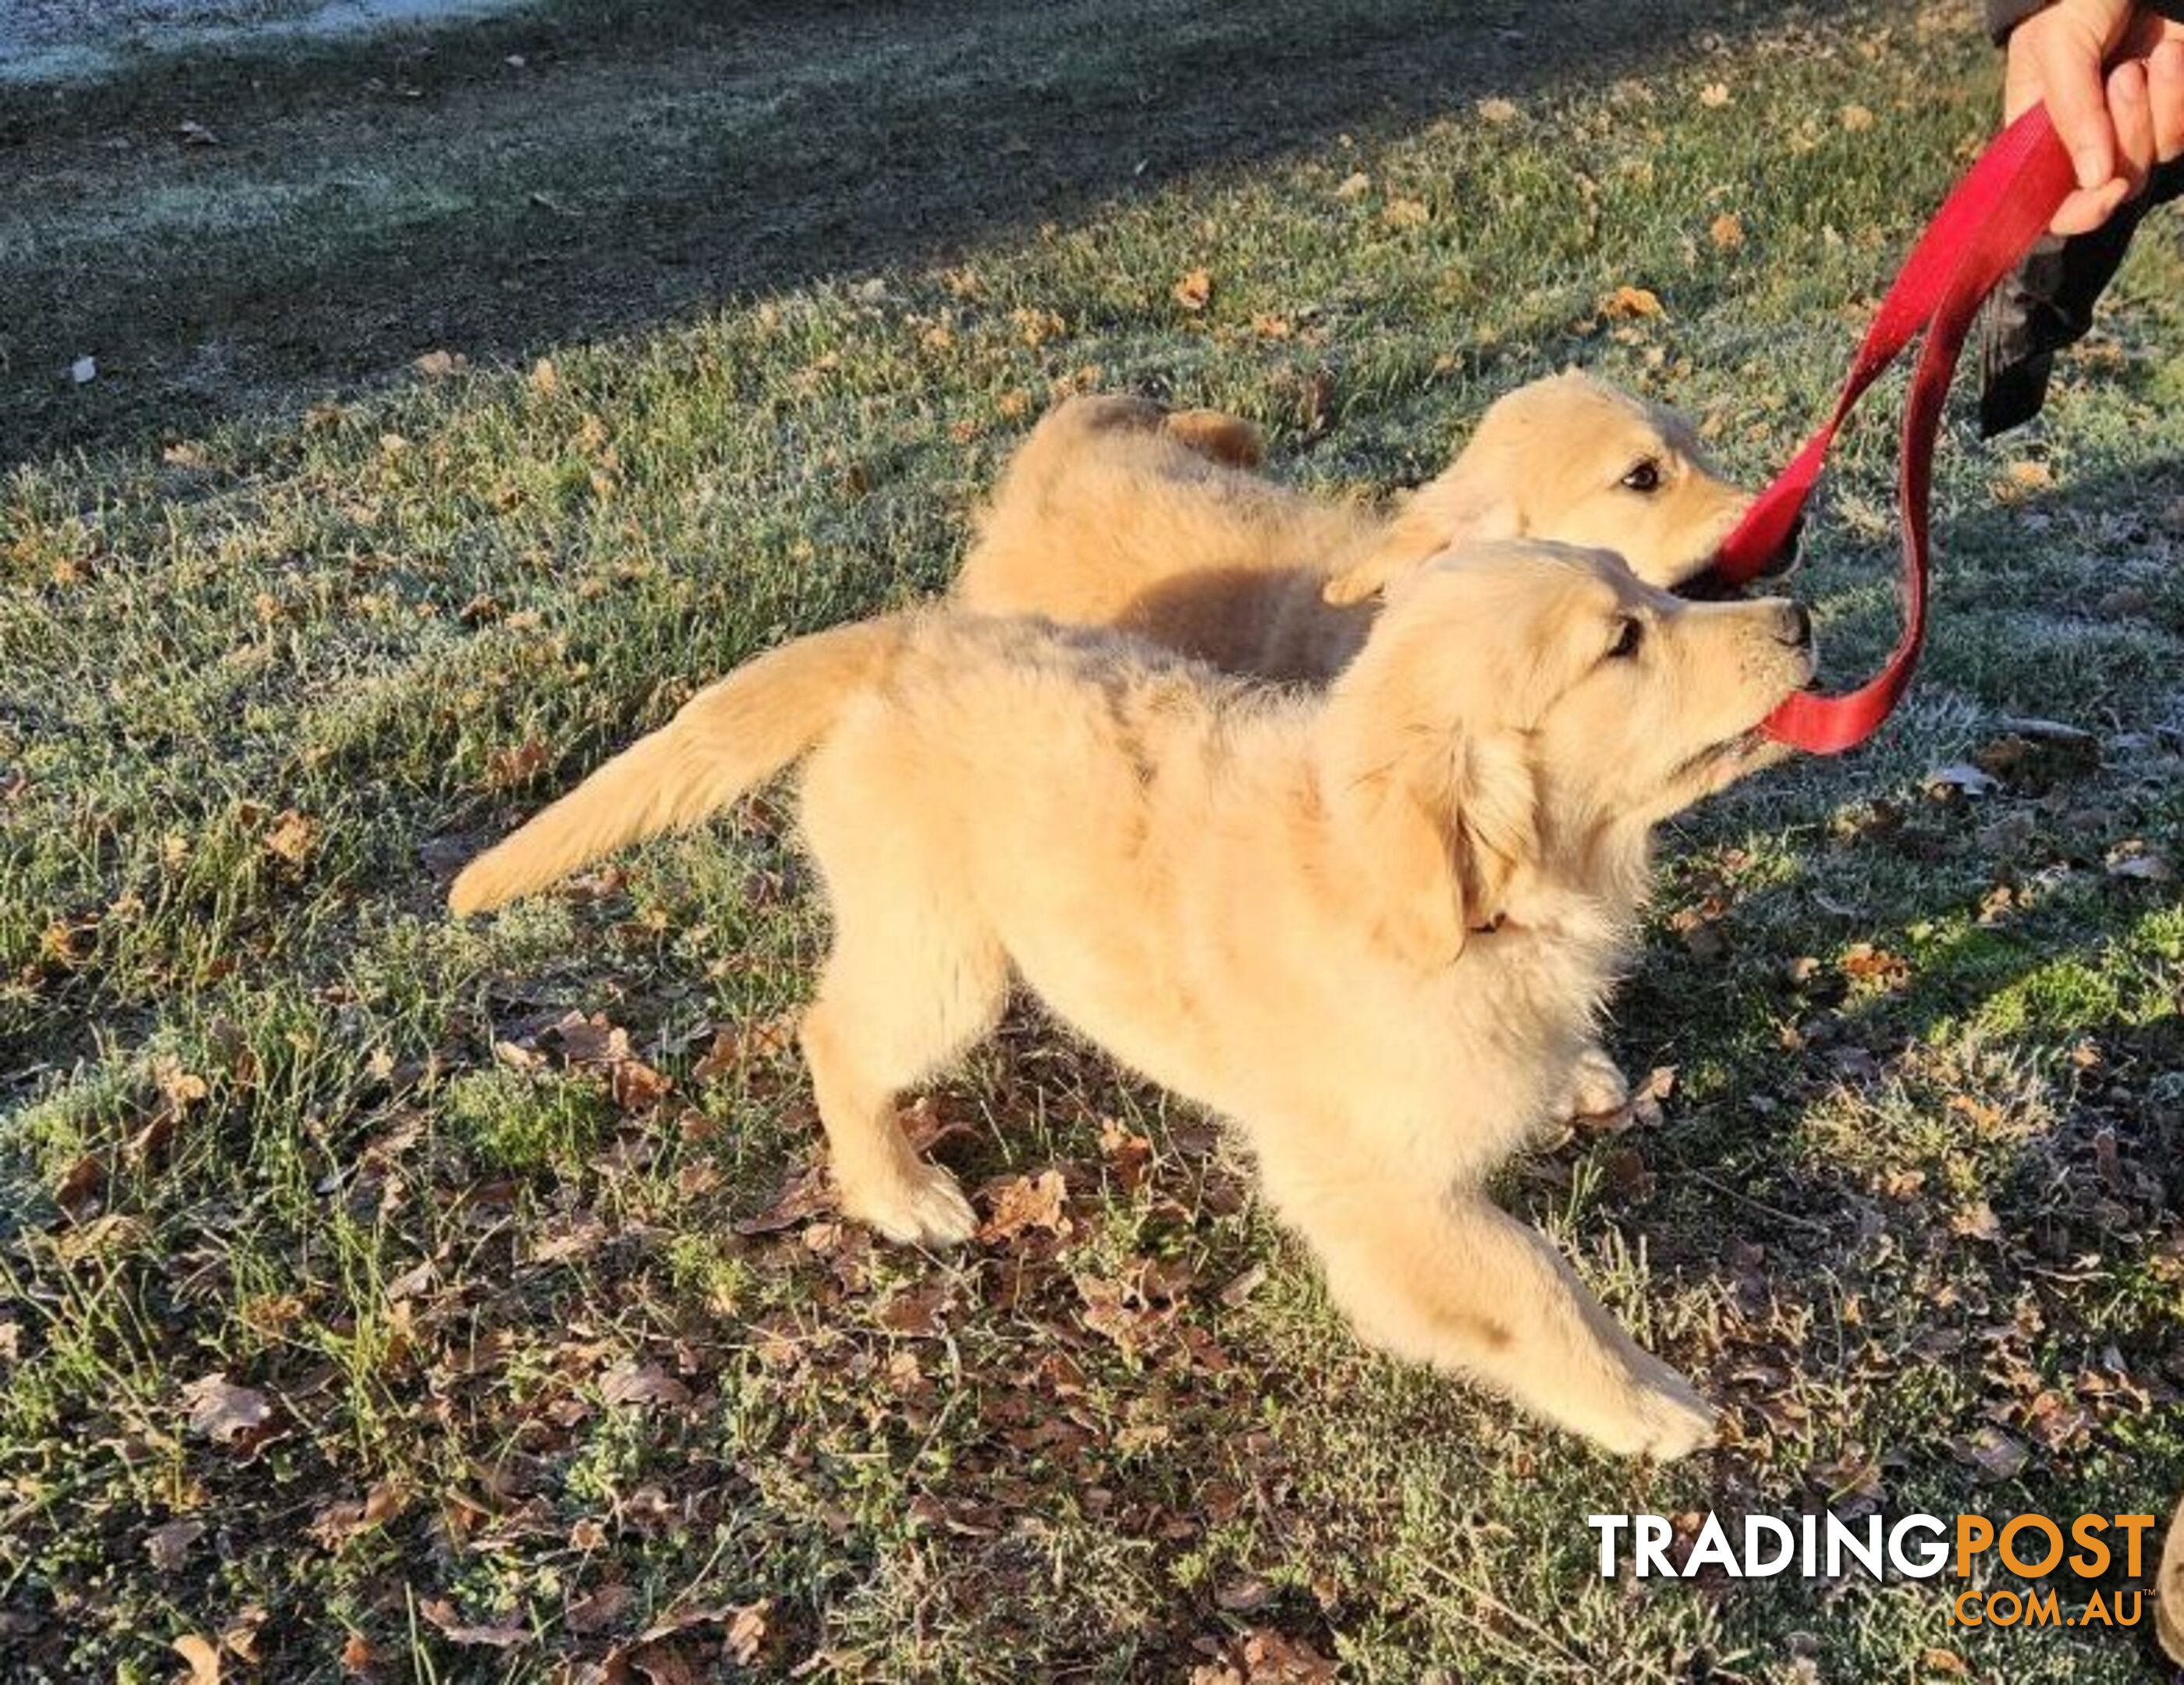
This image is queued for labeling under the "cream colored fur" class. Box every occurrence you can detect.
[450,541,1814,1458]
[954,371,1753,682]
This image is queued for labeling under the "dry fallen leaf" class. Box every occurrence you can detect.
[1955,1427,2029,1482]
[263,808,316,867]
[877,1281,949,1337]
[733,1163,836,1236]
[2106,842,2175,882]
[1333,170,1372,199]
[155,1057,209,1112]
[1839,942,1909,987]
[412,349,465,378]
[610,1059,671,1112]
[1216,1575,1276,1612]
[1078,1275,1168,1353]
[1600,285,1665,321]
[1382,197,1431,229]
[629,1641,705,1685]
[308,1481,405,1548]
[53,1154,102,1215]
[550,1010,630,1066]
[599,1360,693,1410]
[1476,96,1518,123]
[979,1169,1071,1243]
[1699,81,1732,108]
[1709,211,1745,250]
[222,1608,267,1665]
[419,1598,531,1649]
[726,1600,773,1666]
[566,1582,637,1634]
[1840,103,1876,131]
[1099,1118,1154,1191]
[1237,1629,1339,1683]
[484,739,551,791]
[145,1519,205,1572]
[530,1211,609,1265]
[339,1632,375,1675]
[182,1373,272,1445]
[495,1038,546,1073]
[173,1634,221,1685]
[56,1211,146,1264]
[1172,268,1213,312]
[690,1013,797,1081]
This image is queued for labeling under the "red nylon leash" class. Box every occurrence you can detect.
[1710,105,2077,754]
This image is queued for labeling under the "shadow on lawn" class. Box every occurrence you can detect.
[0,0,1865,463]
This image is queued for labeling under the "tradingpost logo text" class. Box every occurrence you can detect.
[1589,1510,2158,1629]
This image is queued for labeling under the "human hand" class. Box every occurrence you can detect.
[2004,0,2184,234]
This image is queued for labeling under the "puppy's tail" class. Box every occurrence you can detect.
[448,614,906,915]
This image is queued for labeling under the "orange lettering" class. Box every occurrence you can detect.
[2068,1513,2109,1577]
[1955,1514,1994,1577]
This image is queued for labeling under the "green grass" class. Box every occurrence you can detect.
[4,0,2182,1679]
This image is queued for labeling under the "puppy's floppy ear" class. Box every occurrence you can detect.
[1323,739,1467,969]
[1321,722,1537,971]
[1447,732,1537,940]
[1321,456,1521,608]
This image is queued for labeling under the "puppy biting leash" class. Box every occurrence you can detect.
[1706,105,2077,754]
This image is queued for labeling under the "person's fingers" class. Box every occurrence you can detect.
[2150,38,2184,162]
[2049,179,2132,236]
[2030,20,2122,189]
[2119,8,2184,60]
[2109,59,2157,194]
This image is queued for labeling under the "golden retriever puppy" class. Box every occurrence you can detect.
[450,542,1814,1458]
[954,371,1763,683]
[958,372,1776,1123]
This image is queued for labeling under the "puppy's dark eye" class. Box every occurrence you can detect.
[1619,459,1663,494]
[1607,617,1643,659]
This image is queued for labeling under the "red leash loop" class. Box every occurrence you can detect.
[1710,106,2077,754]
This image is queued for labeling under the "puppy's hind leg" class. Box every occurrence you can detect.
[797,893,1008,1249]
[1292,1183,1715,1460]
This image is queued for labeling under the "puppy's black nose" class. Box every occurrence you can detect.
[1779,601,1813,647]
[1756,511,1805,580]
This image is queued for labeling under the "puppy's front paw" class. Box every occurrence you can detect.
[1559,1045,1631,1122]
[1625,1378,1717,1462]
[1582,1365,1715,1462]
[843,1160,976,1247]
